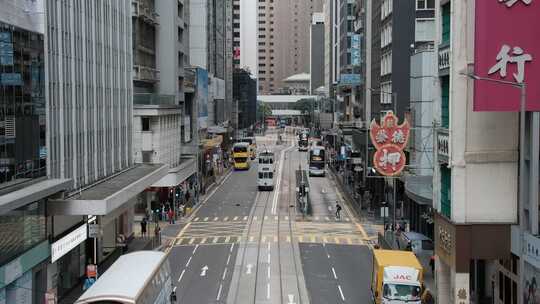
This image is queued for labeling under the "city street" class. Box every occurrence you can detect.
[168,130,377,303]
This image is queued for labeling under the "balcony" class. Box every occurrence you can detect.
[438,44,450,71]
[134,94,176,106]
[437,128,449,163]
[132,0,159,25]
[133,65,160,83]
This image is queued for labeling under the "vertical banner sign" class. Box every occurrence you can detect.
[351,34,361,66]
[369,111,410,176]
[197,68,209,129]
[474,0,539,111]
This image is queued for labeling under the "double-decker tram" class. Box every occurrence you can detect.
[308,145,326,177]
[233,142,251,170]
[257,150,275,190]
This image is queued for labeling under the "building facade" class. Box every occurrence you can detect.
[310,13,325,94]
[233,69,256,130]
[257,0,324,94]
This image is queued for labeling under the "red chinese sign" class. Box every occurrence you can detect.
[369,111,410,176]
[474,0,540,111]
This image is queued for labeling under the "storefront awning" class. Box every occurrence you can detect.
[208,125,228,134]
[48,164,168,215]
[151,158,197,187]
[404,175,433,205]
[0,179,71,214]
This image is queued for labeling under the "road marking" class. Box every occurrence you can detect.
[325,216,330,221]
[200,238,207,244]
[186,257,192,267]
[327,253,331,259]
[178,269,186,282]
[288,294,297,304]
[223,216,229,221]
[267,253,271,263]
[254,216,258,221]
[243,216,248,221]
[267,283,271,299]
[267,242,271,250]
[286,236,291,242]
[246,264,253,274]
[310,235,316,242]
[225,236,231,243]
[298,236,303,242]
[194,217,199,222]
[285,216,289,220]
[249,236,255,242]
[226,254,232,265]
[347,238,353,245]
[328,206,332,211]
[200,265,208,276]
[322,237,328,243]
[230,243,235,252]
[189,238,195,245]
[315,216,320,221]
[332,267,338,279]
[233,216,239,221]
[355,223,369,239]
[345,217,350,222]
[204,217,209,221]
[193,244,199,254]
[222,268,228,280]
[173,286,177,293]
[262,236,267,243]
[274,216,279,220]
[216,284,223,301]
[334,237,340,244]
[213,237,219,244]
[338,285,345,301]
[214,217,219,221]
[267,266,271,278]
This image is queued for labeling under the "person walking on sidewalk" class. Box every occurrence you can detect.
[168,209,175,224]
[335,202,342,220]
[141,217,147,238]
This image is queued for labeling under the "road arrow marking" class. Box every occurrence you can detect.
[246,264,253,274]
[200,265,208,276]
[288,294,297,304]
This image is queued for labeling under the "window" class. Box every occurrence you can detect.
[142,117,150,131]
[441,3,451,44]
[416,0,435,10]
[178,2,184,18]
[441,76,449,128]
[440,165,451,218]
[177,27,183,42]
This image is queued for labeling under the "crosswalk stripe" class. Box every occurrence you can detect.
[325,216,330,221]
[345,217,350,222]
[286,236,291,242]
[200,238,207,244]
[274,236,278,242]
[261,236,267,243]
[243,216,248,221]
[285,216,289,220]
[264,216,268,220]
[233,216,239,221]
[223,217,229,221]
[254,216,258,221]
[204,217,209,221]
[274,216,278,220]
[225,236,231,243]
[193,217,199,222]
[334,237,340,244]
[347,238,353,245]
[213,237,219,244]
[189,238,195,245]
[214,217,219,221]
[249,236,255,243]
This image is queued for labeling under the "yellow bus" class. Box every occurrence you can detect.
[233,142,251,170]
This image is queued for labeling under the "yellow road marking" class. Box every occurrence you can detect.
[355,223,369,240]
[189,238,195,245]
[225,236,231,243]
[213,237,219,243]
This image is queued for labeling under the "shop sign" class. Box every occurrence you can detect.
[88,224,101,238]
[51,224,87,263]
[474,0,540,111]
[369,111,410,176]
[434,214,456,267]
[523,231,540,269]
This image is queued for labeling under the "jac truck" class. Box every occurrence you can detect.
[371,249,424,304]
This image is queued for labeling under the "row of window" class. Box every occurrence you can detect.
[381,51,392,76]
[380,81,393,104]
[381,0,392,20]
[381,22,392,48]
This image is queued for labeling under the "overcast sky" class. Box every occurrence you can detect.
[240,0,257,77]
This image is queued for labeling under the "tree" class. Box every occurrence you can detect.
[257,102,272,122]
[293,98,317,126]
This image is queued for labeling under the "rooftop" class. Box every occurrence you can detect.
[283,73,311,83]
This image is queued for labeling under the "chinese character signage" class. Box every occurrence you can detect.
[474,0,539,111]
[369,111,410,176]
[339,74,362,86]
[351,34,361,66]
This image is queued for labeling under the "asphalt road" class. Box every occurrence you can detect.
[167,129,375,303]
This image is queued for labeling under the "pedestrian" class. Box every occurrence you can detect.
[185,191,191,205]
[141,217,147,238]
[168,209,175,224]
[429,255,435,276]
[421,289,435,304]
[154,224,161,245]
[335,202,342,219]
[179,204,185,217]
[406,241,413,251]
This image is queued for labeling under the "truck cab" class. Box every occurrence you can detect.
[372,250,424,304]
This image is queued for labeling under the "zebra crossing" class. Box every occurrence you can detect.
[171,234,367,246]
[190,215,351,223]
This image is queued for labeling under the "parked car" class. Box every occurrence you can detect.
[397,231,434,270]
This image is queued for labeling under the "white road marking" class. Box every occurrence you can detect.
[200,265,208,276]
[274,216,279,220]
[230,243,235,252]
[226,254,232,265]
[332,267,338,279]
[338,285,345,301]
[204,217,209,221]
[267,242,271,250]
[267,266,271,278]
[327,254,331,259]
[243,216,248,221]
[267,283,271,299]
[194,217,199,221]
[186,257,192,267]
[288,294,297,304]
[246,264,253,274]
[325,216,330,221]
[315,216,320,221]
[214,217,219,221]
[213,237,219,243]
[173,286,177,292]
[254,216,258,221]
[178,269,186,282]
[328,206,332,211]
[222,268,228,280]
[264,215,268,220]
[192,244,199,254]
[272,142,294,214]
[285,216,289,220]
[267,253,271,263]
[233,216,239,221]
[216,284,223,301]
[223,216,229,221]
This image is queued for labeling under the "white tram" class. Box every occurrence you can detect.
[257,150,275,191]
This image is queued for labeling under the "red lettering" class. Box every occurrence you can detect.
[393,274,412,280]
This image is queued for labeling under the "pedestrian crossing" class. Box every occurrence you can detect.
[171,234,368,246]
[190,215,351,223]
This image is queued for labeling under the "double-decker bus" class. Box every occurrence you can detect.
[257,150,275,190]
[298,132,309,151]
[238,137,257,159]
[75,251,174,304]
[233,142,251,170]
[308,146,326,177]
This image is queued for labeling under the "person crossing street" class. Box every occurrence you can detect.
[335,201,342,220]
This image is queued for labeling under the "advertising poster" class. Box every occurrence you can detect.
[524,262,540,304]
[0,32,13,66]
[351,34,361,66]
[197,68,209,129]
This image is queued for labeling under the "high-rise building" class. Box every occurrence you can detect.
[44,2,167,301]
[232,0,241,70]
[234,69,257,130]
[310,13,325,94]
[257,0,323,94]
